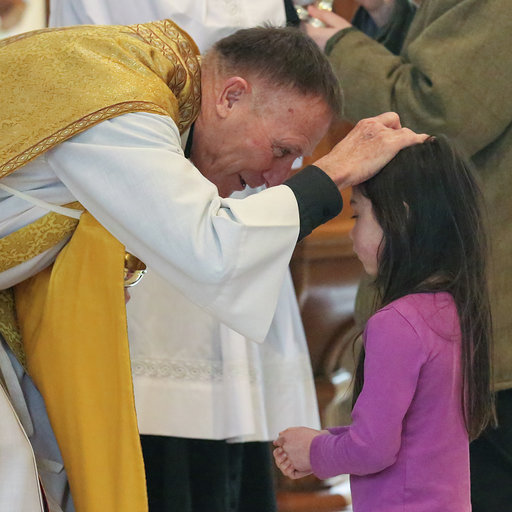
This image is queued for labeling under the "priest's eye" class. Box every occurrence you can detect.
[273,146,292,158]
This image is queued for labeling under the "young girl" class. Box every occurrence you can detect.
[274,136,495,512]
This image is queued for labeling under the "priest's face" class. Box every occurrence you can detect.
[195,83,333,197]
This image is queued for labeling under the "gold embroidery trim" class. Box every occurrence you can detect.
[0,202,83,273]
[0,288,25,368]
[0,26,61,48]
[126,20,201,133]
[0,200,82,367]
[0,102,168,178]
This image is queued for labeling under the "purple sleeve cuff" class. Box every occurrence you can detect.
[328,426,350,435]
[310,433,339,480]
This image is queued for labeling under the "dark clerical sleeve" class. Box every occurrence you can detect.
[284,165,343,241]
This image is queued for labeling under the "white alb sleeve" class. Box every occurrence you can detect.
[46,112,300,341]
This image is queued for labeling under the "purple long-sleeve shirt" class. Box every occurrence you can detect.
[310,293,470,512]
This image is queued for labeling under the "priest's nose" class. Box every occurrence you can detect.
[263,158,295,187]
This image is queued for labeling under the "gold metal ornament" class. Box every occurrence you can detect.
[124,252,147,288]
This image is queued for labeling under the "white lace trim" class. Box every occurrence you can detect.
[131,358,258,382]
[131,356,315,384]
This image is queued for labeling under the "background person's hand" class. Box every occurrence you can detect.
[313,112,428,189]
[302,6,351,51]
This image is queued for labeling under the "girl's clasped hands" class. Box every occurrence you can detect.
[273,427,327,479]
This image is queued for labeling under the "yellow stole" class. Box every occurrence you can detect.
[0,20,201,512]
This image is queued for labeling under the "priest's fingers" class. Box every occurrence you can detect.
[314,115,429,189]
[372,111,402,130]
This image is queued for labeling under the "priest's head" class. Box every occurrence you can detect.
[190,26,342,197]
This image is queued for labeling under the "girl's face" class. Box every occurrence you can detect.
[349,189,383,276]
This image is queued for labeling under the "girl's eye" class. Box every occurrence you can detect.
[351,215,359,219]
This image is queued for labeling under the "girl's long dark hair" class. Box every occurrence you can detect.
[351,136,495,440]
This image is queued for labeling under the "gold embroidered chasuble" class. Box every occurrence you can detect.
[0,20,201,512]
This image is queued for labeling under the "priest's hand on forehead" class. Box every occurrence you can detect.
[313,112,429,189]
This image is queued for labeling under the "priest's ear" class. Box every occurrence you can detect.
[216,77,251,118]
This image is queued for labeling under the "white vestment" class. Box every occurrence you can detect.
[0,343,44,512]
[48,0,321,442]
[129,259,319,442]
[0,340,71,512]
[49,0,286,53]
[1,113,299,340]
[0,112,303,509]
